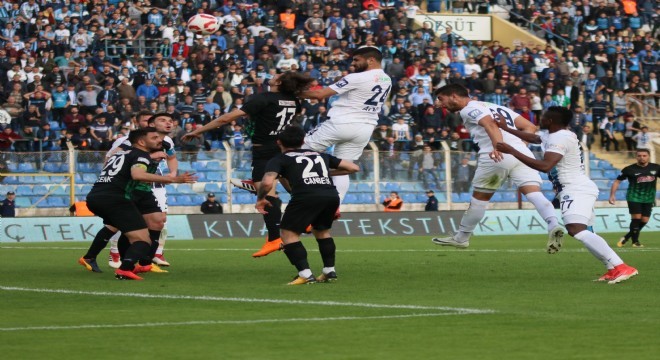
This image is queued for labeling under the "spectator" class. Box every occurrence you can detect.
[382,191,403,212]
[419,145,441,189]
[453,157,476,193]
[425,190,438,211]
[1,191,15,217]
[0,127,22,152]
[201,193,223,214]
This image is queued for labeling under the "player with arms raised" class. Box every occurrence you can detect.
[496,107,638,284]
[255,126,359,285]
[432,84,564,252]
[182,72,315,257]
[298,46,392,209]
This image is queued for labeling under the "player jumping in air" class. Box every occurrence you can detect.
[496,107,638,284]
[432,84,565,253]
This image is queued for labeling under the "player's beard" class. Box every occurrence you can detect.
[353,61,368,72]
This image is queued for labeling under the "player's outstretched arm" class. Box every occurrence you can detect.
[329,160,360,176]
[300,87,337,100]
[131,166,197,184]
[496,142,561,173]
[608,179,621,205]
[496,113,542,144]
[181,109,247,141]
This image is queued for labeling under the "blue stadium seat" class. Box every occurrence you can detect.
[452,193,472,203]
[176,184,195,194]
[435,193,447,202]
[82,174,98,183]
[589,160,599,169]
[33,176,51,184]
[195,172,207,182]
[490,193,503,202]
[178,162,193,172]
[165,184,177,194]
[356,183,373,192]
[192,162,206,171]
[615,190,626,200]
[206,172,226,182]
[51,186,69,195]
[279,193,290,203]
[349,183,359,192]
[17,163,36,173]
[43,163,62,173]
[400,183,416,192]
[604,170,619,180]
[597,192,610,201]
[233,193,254,204]
[168,196,179,205]
[192,195,206,204]
[501,192,518,202]
[176,196,194,206]
[415,194,429,202]
[196,152,211,160]
[47,197,66,207]
[15,197,31,208]
[210,141,223,150]
[16,185,33,196]
[589,169,604,179]
[384,182,399,191]
[539,172,549,180]
[600,161,614,170]
[49,121,61,131]
[7,163,18,171]
[359,194,374,203]
[541,181,554,191]
[211,151,227,160]
[3,176,20,184]
[343,194,359,204]
[594,180,609,190]
[206,161,221,170]
[618,181,628,190]
[204,183,222,193]
[31,185,48,196]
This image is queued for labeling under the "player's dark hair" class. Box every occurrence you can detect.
[352,46,383,62]
[128,127,158,144]
[148,113,174,124]
[277,72,315,96]
[636,148,650,155]
[435,84,469,98]
[545,106,573,126]
[277,125,306,148]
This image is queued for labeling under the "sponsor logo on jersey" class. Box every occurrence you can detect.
[651,170,657,175]
[335,79,348,88]
[562,195,569,200]
[278,100,296,106]
[467,109,483,119]
[637,175,655,183]
[374,75,391,82]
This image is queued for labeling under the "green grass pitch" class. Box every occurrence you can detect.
[1,233,659,359]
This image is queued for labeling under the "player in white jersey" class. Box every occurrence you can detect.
[496,107,638,284]
[298,46,392,207]
[107,112,178,268]
[432,84,564,252]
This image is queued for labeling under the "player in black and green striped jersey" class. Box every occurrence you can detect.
[609,149,659,247]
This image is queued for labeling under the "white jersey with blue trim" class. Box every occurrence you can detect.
[459,100,528,154]
[327,69,392,126]
[542,129,596,192]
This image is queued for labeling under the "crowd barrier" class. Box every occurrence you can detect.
[1,208,657,242]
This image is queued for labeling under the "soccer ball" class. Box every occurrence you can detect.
[187,14,220,35]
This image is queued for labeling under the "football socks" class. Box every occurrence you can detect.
[283,241,310,272]
[316,237,336,268]
[119,240,151,271]
[526,191,560,230]
[573,230,623,269]
[455,197,489,242]
[84,226,117,259]
[264,195,282,241]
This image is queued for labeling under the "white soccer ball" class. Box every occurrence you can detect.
[187,14,220,35]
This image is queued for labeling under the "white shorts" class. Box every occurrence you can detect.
[152,186,168,213]
[557,188,598,226]
[304,121,375,160]
[472,150,542,192]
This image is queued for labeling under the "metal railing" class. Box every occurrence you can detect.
[506,11,571,49]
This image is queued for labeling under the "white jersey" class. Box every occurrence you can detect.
[543,129,597,193]
[460,101,528,153]
[327,69,392,126]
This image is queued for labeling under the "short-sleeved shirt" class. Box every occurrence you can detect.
[88,146,155,199]
[241,92,301,145]
[327,69,392,125]
[617,162,660,203]
[459,101,527,153]
[107,134,175,188]
[543,129,596,193]
[264,149,341,198]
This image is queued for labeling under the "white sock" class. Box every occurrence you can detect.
[332,174,350,204]
[156,226,167,255]
[299,269,313,278]
[573,230,624,269]
[456,197,490,242]
[109,232,121,253]
[525,191,559,230]
[323,267,335,274]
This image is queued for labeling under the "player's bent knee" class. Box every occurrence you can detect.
[124,228,152,244]
[565,223,587,237]
[518,183,542,194]
[472,190,495,201]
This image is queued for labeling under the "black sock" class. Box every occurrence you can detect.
[640,221,648,231]
[118,234,130,258]
[84,227,116,259]
[623,231,631,241]
[316,237,336,268]
[139,230,161,266]
[630,218,641,244]
[119,241,151,271]
[263,196,282,241]
[283,241,309,272]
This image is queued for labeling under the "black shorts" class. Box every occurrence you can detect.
[280,195,340,234]
[251,143,281,182]
[628,201,654,217]
[87,194,147,233]
[132,190,162,215]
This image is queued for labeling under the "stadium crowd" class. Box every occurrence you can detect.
[0,0,657,166]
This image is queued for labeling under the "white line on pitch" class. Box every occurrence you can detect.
[0,286,494,314]
[2,246,659,253]
[0,313,459,332]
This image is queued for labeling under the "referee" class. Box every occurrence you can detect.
[609,149,660,247]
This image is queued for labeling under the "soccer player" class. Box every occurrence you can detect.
[181,72,315,257]
[298,46,392,208]
[609,149,659,248]
[106,112,178,268]
[255,126,359,285]
[495,107,638,284]
[432,84,564,252]
[81,128,195,279]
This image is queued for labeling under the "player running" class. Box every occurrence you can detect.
[81,128,195,279]
[609,149,659,248]
[297,46,392,208]
[255,126,359,285]
[495,106,638,284]
[432,84,564,252]
[106,112,178,269]
[181,71,315,257]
